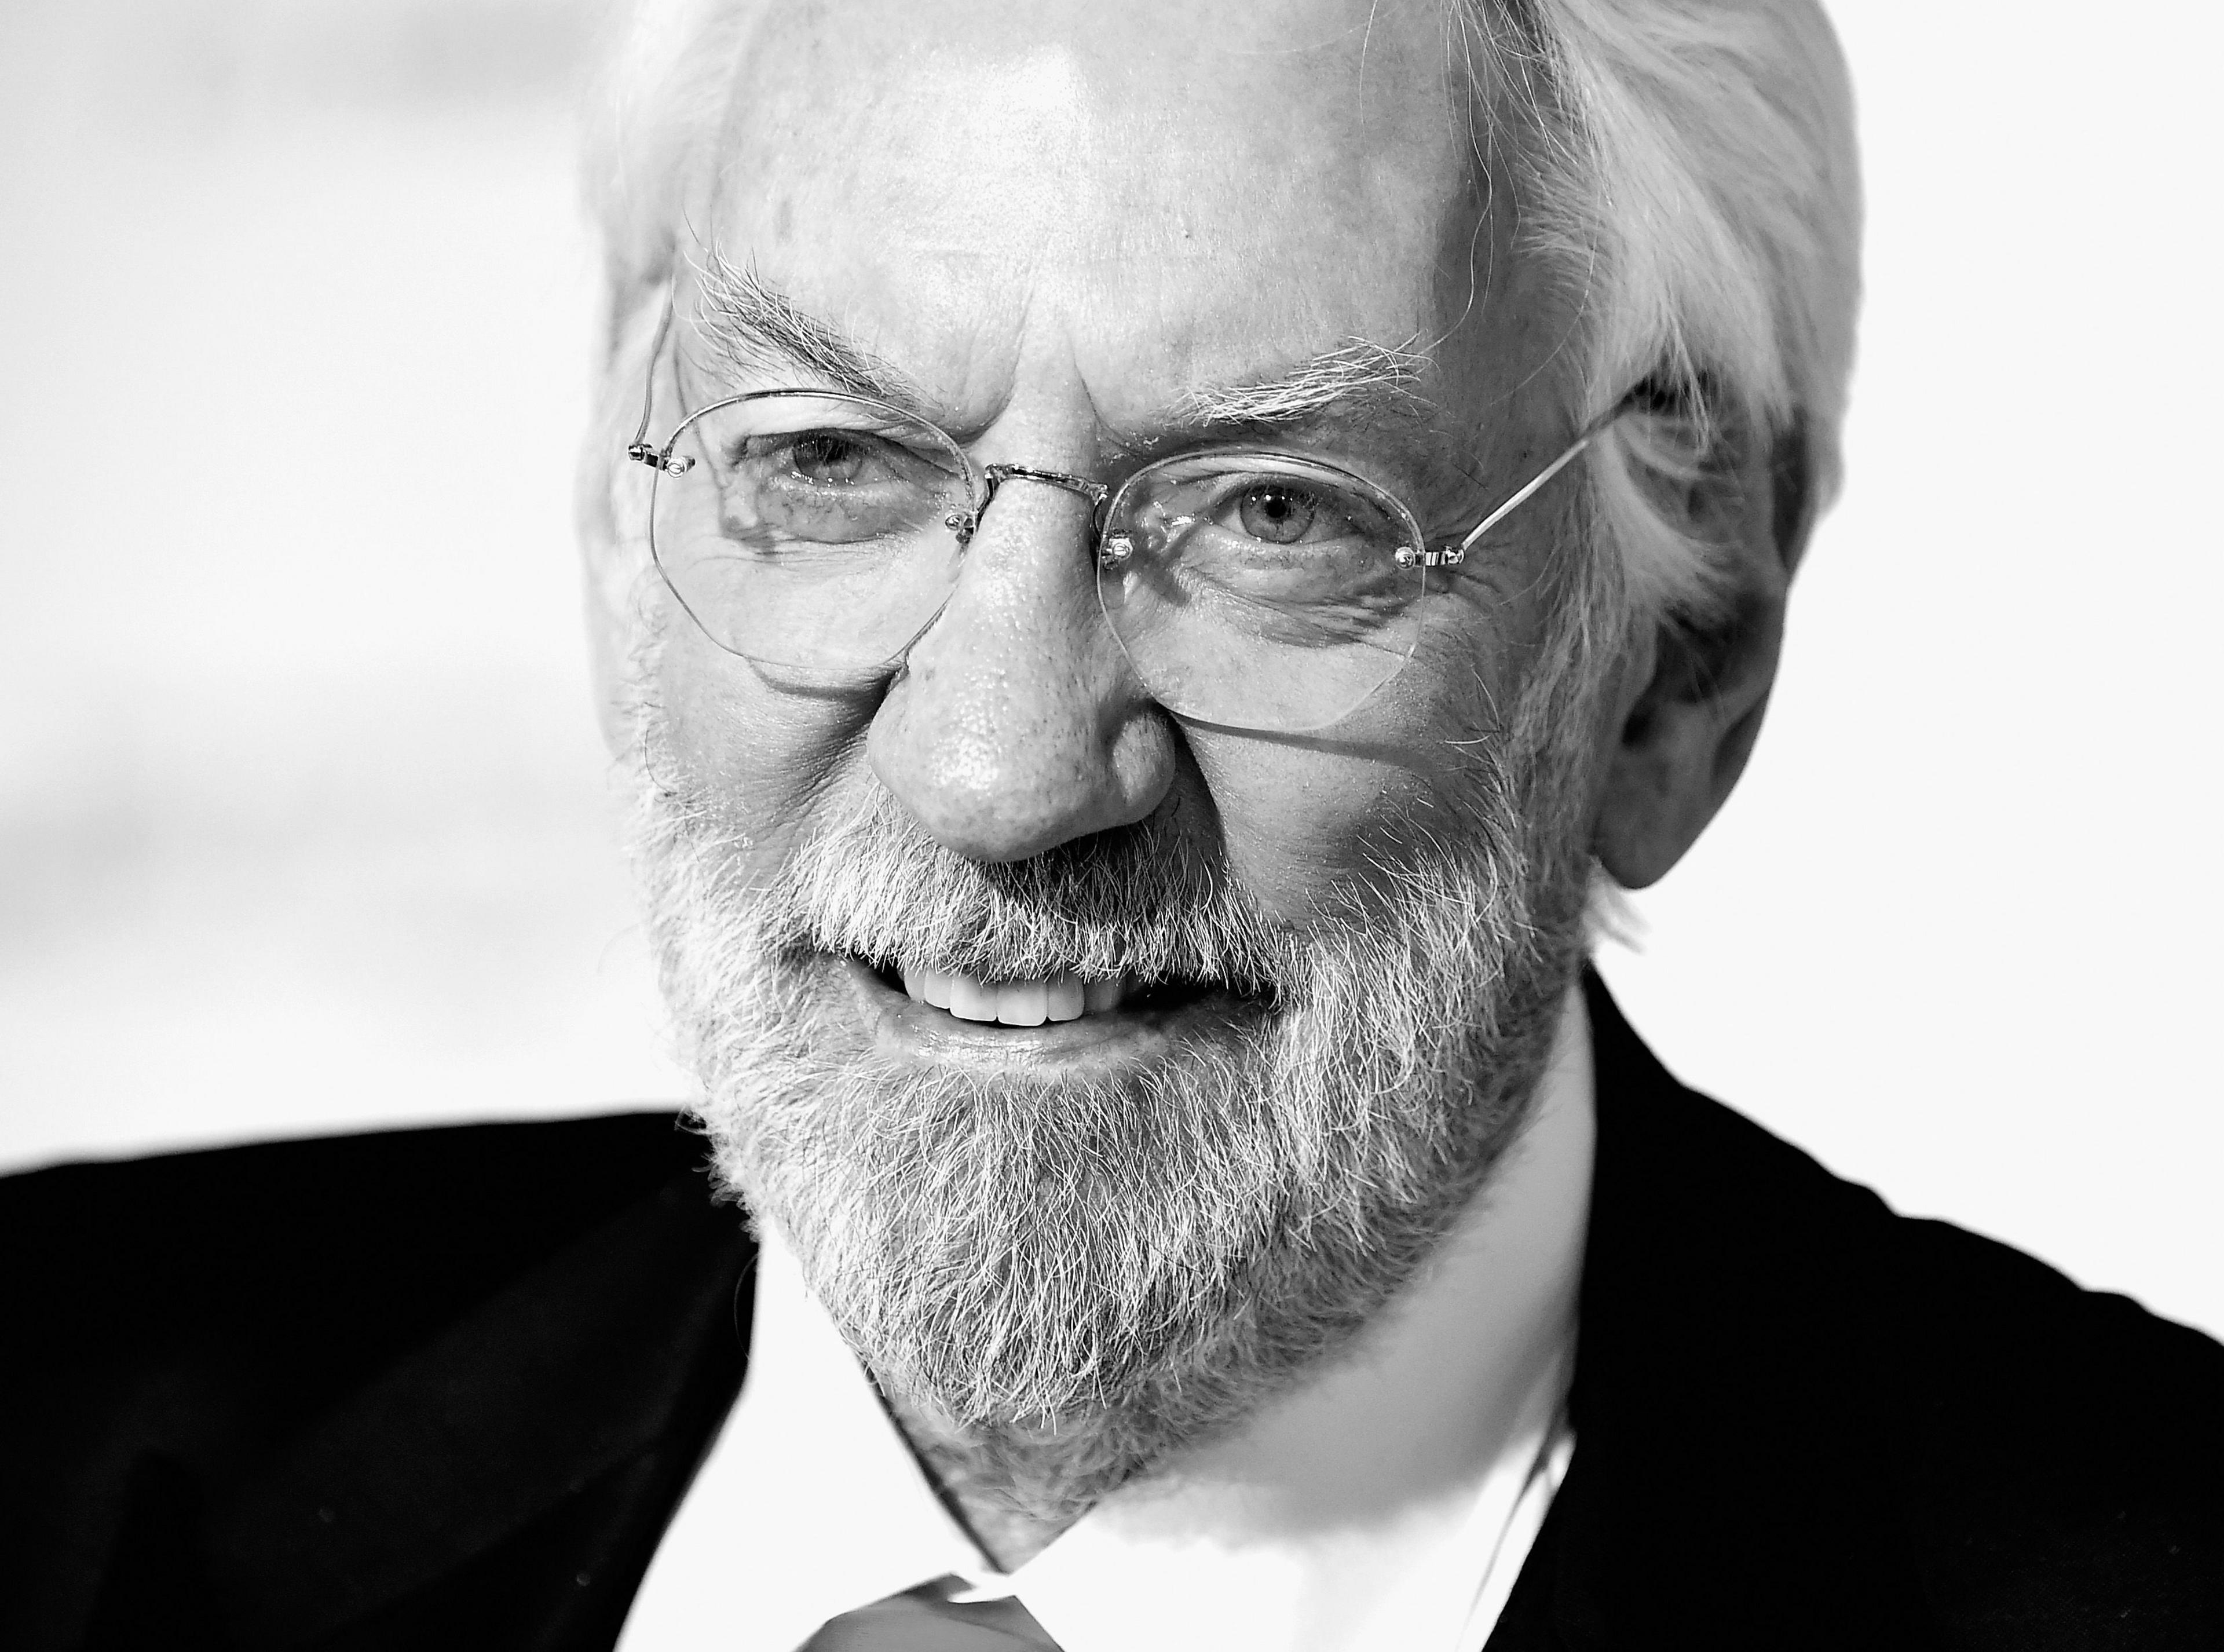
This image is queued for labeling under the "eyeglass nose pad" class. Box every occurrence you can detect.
[1098,530,1134,568]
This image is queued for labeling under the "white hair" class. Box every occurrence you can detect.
[580,0,1860,627]
[1453,0,1861,620]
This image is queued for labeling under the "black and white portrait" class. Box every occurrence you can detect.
[3,2,2218,1647]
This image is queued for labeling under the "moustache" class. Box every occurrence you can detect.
[697,787,1309,997]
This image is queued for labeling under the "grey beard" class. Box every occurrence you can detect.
[630,595,1608,1523]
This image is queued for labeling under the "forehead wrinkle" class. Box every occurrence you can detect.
[685,248,928,411]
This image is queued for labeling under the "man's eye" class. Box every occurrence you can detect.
[776,431,876,485]
[1232,484,1334,545]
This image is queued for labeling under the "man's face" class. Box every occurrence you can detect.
[624,0,1622,1494]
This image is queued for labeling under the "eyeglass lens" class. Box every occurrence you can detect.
[648,390,1429,732]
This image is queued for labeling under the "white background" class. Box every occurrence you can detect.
[2,1,2218,1339]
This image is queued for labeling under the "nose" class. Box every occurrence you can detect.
[868,476,1177,862]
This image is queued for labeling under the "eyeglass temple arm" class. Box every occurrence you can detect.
[1409,406,1625,569]
[625,296,693,474]
[1453,433,1593,556]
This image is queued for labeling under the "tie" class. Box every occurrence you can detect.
[799,1577,1063,1651]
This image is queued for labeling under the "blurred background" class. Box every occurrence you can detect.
[2,1,2218,1339]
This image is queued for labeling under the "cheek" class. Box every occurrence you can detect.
[655,625,877,871]
[1180,734,1400,923]
[1180,586,1548,917]
[1182,682,1515,926]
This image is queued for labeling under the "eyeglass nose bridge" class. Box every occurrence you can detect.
[945,462,1113,549]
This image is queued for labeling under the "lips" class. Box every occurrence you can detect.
[866,952,1246,1030]
[843,955,1259,1067]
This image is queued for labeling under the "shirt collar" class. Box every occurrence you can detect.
[621,983,1593,1652]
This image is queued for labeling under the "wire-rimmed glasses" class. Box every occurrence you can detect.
[628,331,1614,733]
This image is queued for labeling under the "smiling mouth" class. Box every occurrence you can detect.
[862,959,1239,1028]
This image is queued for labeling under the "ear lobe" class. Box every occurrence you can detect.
[1592,423,1810,889]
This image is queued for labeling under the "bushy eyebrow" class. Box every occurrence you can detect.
[1161,339,1435,438]
[689,251,927,410]
[686,251,1438,441]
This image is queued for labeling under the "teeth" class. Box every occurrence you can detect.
[901,965,954,1009]
[998,979,1048,1027]
[901,966,1122,1024]
[947,974,1000,1022]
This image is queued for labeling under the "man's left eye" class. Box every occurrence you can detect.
[1232,483,1336,545]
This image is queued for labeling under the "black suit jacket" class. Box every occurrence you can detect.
[6,977,2220,1650]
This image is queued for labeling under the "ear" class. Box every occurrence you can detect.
[1591,415,1813,888]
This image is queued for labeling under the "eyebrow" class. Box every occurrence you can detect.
[685,253,1439,443]
[1161,339,1435,439]
[688,253,927,410]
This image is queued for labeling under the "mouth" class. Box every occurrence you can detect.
[839,954,1263,1063]
[867,959,1223,1026]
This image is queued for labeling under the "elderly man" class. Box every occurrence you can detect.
[6,0,2221,1648]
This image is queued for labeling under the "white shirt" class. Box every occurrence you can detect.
[621,985,1594,1652]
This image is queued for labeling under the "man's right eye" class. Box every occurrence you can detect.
[750,430,885,487]
[782,432,871,485]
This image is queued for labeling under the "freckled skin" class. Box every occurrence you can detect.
[651,0,1610,927]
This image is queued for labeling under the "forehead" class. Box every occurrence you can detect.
[693,0,1510,426]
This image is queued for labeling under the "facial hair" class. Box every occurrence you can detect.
[630,576,1610,1521]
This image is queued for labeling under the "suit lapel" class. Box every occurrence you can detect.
[203,1170,755,1651]
[1488,973,1943,1650]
